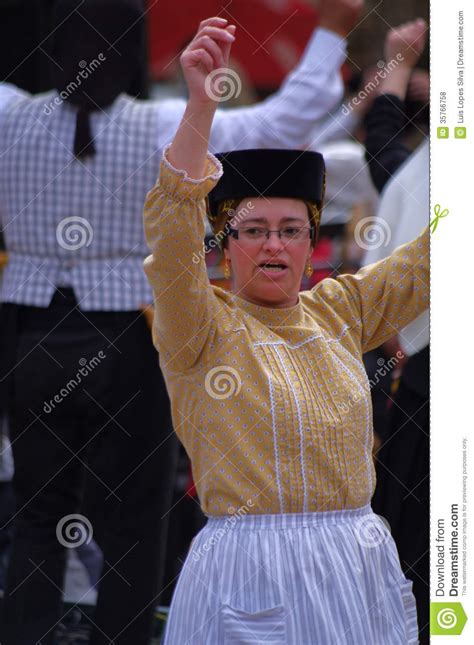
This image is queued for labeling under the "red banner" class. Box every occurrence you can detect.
[148,0,319,88]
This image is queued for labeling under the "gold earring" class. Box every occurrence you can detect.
[224,260,231,280]
[305,260,313,278]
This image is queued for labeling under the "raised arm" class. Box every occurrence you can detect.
[143,19,235,373]
[156,3,365,153]
[210,0,366,151]
[365,19,427,192]
[314,226,429,353]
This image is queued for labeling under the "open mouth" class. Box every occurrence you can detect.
[258,262,288,274]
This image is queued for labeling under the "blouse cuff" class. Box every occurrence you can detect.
[159,143,223,201]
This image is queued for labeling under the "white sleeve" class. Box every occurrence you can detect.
[0,83,28,118]
[208,28,347,152]
[307,106,360,150]
[155,29,346,153]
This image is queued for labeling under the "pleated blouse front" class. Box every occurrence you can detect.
[143,147,429,517]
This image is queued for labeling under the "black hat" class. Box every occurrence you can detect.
[207,149,326,234]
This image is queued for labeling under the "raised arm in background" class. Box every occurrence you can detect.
[156,0,365,153]
[364,18,427,192]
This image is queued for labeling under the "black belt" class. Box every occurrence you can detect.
[15,287,140,326]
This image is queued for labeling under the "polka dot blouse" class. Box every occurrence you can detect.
[143,146,429,516]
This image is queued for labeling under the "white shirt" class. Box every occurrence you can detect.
[0,28,346,310]
[316,140,379,226]
[362,140,429,356]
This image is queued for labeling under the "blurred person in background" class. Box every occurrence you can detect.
[362,18,430,644]
[365,18,429,189]
[0,4,177,644]
[0,0,367,643]
[368,141,429,643]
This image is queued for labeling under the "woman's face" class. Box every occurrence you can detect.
[223,197,312,308]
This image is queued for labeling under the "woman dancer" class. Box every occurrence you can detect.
[143,18,428,644]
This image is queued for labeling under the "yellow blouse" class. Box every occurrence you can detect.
[143,148,429,516]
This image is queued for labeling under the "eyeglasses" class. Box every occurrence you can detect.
[228,226,313,243]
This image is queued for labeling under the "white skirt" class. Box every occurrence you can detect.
[163,504,419,644]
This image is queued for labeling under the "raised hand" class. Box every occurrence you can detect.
[319,0,365,38]
[180,17,236,106]
[407,69,430,103]
[384,18,427,68]
[168,18,236,177]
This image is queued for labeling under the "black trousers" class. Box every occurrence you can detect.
[1,288,178,645]
[372,347,429,645]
